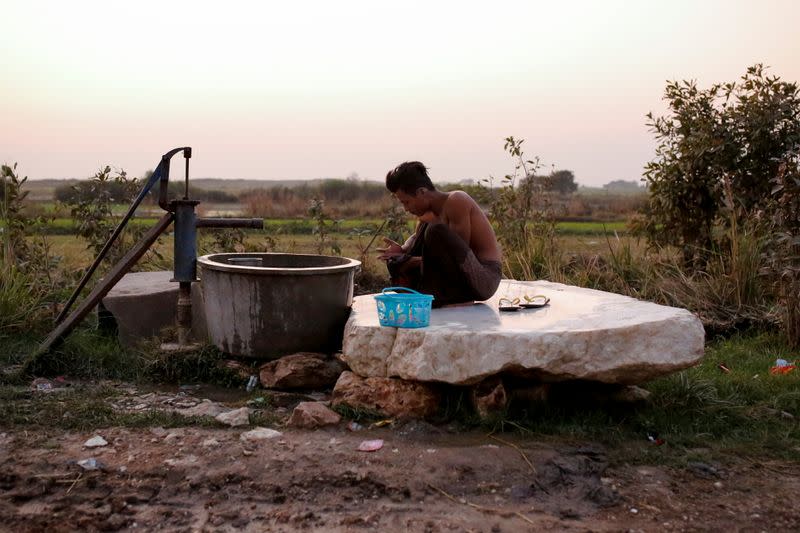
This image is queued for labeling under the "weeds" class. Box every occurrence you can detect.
[307,198,341,255]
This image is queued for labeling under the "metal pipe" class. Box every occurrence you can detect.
[173,200,200,282]
[176,281,192,346]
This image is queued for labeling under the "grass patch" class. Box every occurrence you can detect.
[0,383,221,430]
[1,326,247,388]
[458,332,800,464]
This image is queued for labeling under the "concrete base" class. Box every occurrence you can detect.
[100,271,207,347]
[340,279,705,385]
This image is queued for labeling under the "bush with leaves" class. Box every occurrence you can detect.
[763,156,800,346]
[64,165,167,270]
[1,164,67,332]
[307,198,341,255]
[482,137,559,278]
[640,64,800,263]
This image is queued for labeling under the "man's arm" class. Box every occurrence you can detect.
[444,192,473,246]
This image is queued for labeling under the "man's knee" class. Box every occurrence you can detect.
[424,223,450,245]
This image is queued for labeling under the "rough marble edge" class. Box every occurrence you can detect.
[341,280,705,385]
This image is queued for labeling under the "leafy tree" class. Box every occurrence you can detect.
[764,154,800,346]
[546,170,578,194]
[640,64,800,261]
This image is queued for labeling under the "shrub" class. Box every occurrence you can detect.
[640,64,800,264]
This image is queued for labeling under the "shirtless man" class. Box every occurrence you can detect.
[378,161,502,307]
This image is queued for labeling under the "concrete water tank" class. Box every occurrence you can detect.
[197,253,361,358]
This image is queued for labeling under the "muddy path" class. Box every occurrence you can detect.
[2,422,800,532]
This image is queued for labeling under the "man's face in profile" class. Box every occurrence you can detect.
[394,189,426,216]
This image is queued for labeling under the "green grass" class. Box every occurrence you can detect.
[3,324,798,465]
[0,384,223,430]
[472,332,800,464]
[556,220,628,235]
[9,217,627,237]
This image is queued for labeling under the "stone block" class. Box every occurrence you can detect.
[100,271,207,346]
[341,280,705,385]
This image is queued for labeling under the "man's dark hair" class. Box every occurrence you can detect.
[385,161,435,194]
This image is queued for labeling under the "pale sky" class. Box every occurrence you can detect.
[2,0,799,186]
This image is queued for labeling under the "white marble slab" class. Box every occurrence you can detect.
[341,280,705,385]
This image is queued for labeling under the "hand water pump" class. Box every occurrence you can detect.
[32,147,263,362]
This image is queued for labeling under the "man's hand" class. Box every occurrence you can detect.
[377,237,404,261]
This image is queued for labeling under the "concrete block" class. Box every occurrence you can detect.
[100,271,207,346]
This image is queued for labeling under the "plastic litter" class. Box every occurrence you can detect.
[770,358,796,375]
[718,363,731,374]
[35,381,52,391]
[246,375,259,392]
[646,432,665,446]
[357,439,384,452]
[347,421,364,432]
[77,458,105,471]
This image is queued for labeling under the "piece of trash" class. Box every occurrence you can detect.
[718,363,731,374]
[347,421,364,432]
[646,432,665,446]
[247,397,266,406]
[31,378,53,391]
[371,419,393,428]
[770,358,796,375]
[246,375,259,392]
[357,439,384,452]
[77,458,104,471]
[84,436,108,448]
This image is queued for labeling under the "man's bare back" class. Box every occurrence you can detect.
[439,191,502,263]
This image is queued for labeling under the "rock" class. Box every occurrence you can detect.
[610,385,651,404]
[180,400,229,418]
[218,359,253,380]
[215,407,251,427]
[341,280,705,385]
[470,377,508,418]
[163,432,182,443]
[84,436,108,448]
[240,428,283,443]
[286,402,342,428]
[332,371,441,419]
[164,455,199,467]
[259,352,346,390]
[262,391,317,408]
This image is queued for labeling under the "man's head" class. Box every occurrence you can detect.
[386,161,436,216]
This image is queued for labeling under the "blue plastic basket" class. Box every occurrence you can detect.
[374,287,434,328]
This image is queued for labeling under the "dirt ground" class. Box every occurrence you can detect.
[2,387,800,532]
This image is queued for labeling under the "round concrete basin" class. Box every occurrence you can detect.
[197,253,361,358]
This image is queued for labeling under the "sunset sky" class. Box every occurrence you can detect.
[2,0,799,186]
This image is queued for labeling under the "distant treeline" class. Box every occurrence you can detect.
[54,181,238,204]
[46,176,646,221]
[240,179,395,218]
